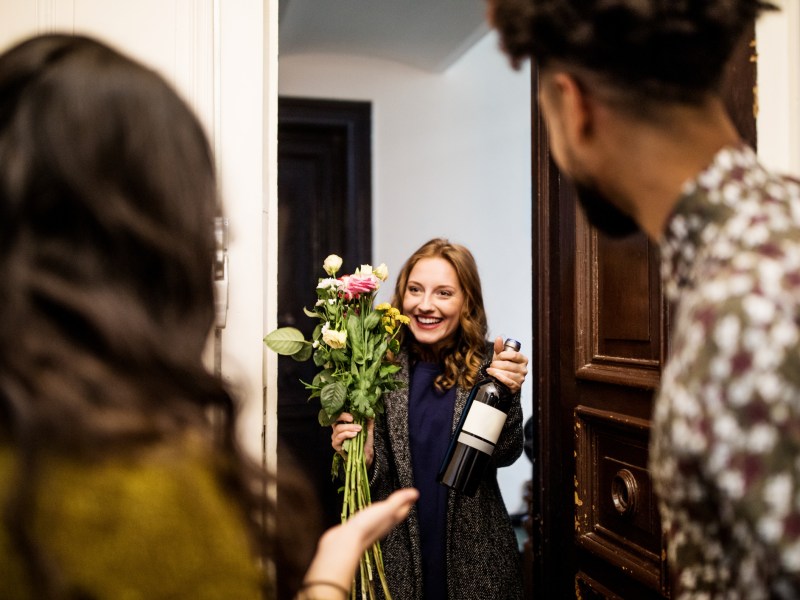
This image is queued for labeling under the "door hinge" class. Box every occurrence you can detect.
[213,217,229,329]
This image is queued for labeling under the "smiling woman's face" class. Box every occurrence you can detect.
[402,257,464,350]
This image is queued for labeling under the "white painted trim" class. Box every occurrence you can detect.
[756,1,800,176]
[173,0,215,141]
[264,0,279,477]
[36,0,57,32]
[215,1,266,464]
[213,0,222,159]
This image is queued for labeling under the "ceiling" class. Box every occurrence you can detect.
[278,0,490,73]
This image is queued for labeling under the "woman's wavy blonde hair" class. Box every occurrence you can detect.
[391,238,488,392]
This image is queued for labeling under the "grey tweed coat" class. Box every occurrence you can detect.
[369,346,524,600]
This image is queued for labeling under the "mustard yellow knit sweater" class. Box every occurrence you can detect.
[0,437,264,599]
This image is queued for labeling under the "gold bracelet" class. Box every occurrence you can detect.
[297,580,349,599]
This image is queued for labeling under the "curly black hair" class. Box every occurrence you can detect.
[489,0,777,104]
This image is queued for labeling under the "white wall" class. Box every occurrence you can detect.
[280,31,534,512]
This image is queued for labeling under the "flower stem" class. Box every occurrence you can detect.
[341,416,391,600]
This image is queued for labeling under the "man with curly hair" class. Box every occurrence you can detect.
[487,1,800,598]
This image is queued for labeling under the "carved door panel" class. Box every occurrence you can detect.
[533,167,669,597]
[530,26,757,599]
[570,227,669,598]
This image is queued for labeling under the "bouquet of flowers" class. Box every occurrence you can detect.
[264,254,409,599]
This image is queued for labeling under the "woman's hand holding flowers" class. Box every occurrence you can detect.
[331,413,375,468]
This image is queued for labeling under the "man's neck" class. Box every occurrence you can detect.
[596,98,741,241]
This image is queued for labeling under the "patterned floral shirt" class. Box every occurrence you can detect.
[652,144,800,599]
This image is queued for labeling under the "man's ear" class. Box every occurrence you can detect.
[548,72,595,146]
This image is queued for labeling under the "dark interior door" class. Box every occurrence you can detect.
[530,25,758,599]
[277,97,372,532]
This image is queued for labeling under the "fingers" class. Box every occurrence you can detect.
[492,336,527,365]
[330,413,362,453]
[485,368,526,393]
[347,488,419,546]
[493,335,505,357]
[487,339,529,393]
[330,415,376,465]
[303,488,419,591]
[363,419,375,466]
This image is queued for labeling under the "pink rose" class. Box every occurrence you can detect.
[340,274,379,300]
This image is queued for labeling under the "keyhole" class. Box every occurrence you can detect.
[611,469,638,516]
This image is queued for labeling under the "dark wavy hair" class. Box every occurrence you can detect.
[0,34,316,598]
[391,238,489,392]
[489,0,777,105]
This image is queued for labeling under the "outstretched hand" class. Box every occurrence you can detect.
[300,488,419,598]
[485,336,529,394]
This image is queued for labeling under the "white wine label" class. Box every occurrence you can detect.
[462,401,507,445]
[458,431,495,455]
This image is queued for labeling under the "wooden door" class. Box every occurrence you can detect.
[277,97,372,531]
[529,27,757,599]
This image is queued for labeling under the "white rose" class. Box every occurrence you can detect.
[374,263,389,281]
[317,277,341,290]
[323,254,343,276]
[356,264,373,277]
[322,328,347,349]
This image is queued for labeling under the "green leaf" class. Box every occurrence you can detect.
[380,363,402,377]
[347,313,364,364]
[364,335,375,364]
[330,349,349,364]
[312,369,334,388]
[318,408,336,427]
[374,337,389,357]
[364,310,381,331]
[291,342,313,362]
[320,381,347,416]
[359,372,375,392]
[303,306,319,318]
[263,327,308,356]
[313,347,329,367]
[366,356,381,379]
[349,388,378,419]
[332,453,344,481]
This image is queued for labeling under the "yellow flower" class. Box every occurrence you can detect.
[397,315,411,325]
[376,302,392,311]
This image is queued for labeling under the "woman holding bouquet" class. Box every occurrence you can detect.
[332,238,528,600]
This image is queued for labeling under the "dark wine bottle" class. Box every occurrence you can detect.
[437,338,521,497]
